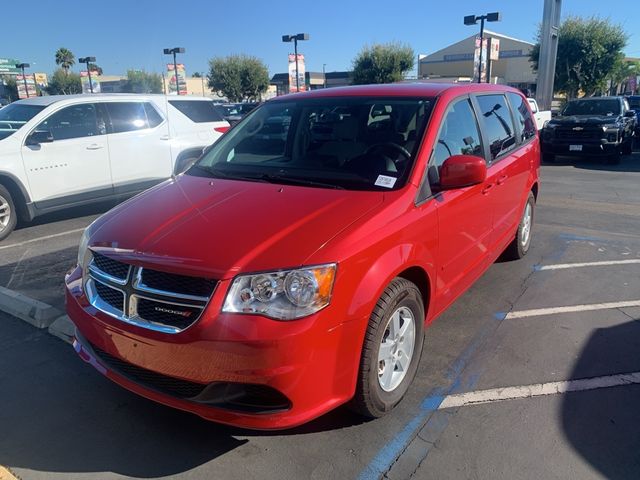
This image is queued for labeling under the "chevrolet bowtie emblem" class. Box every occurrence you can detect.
[572,126,584,131]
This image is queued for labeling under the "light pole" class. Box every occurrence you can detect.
[79,56,96,93]
[464,12,501,83]
[282,33,309,92]
[16,63,30,98]
[163,47,186,95]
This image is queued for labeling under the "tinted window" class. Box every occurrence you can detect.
[0,104,45,140]
[431,98,483,174]
[106,102,148,133]
[476,94,517,161]
[144,102,163,128]
[169,100,224,122]
[628,97,640,109]
[36,103,102,141]
[508,92,537,142]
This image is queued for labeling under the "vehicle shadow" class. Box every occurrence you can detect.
[14,199,119,231]
[561,316,640,479]
[542,150,640,172]
[0,307,367,477]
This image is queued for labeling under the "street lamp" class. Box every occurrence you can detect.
[282,33,309,92]
[163,47,186,95]
[15,63,30,98]
[79,56,96,93]
[464,12,501,83]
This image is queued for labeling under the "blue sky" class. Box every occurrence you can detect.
[5,0,640,78]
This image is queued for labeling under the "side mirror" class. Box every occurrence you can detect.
[624,110,635,118]
[439,155,487,190]
[26,130,53,146]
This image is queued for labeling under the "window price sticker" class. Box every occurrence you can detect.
[374,175,397,188]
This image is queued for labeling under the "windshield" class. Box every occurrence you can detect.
[190,96,433,191]
[0,104,46,140]
[562,99,621,116]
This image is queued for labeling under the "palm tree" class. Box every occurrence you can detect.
[55,48,75,75]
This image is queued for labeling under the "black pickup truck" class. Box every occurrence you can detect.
[541,96,636,164]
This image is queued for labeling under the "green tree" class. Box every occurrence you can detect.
[55,47,76,75]
[530,16,628,98]
[46,68,82,95]
[1,76,18,101]
[88,63,103,75]
[122,70,163,93]
[208,54,269,102]
[192,71,202,78]
[352,42,414,85]
[606,58,640,95]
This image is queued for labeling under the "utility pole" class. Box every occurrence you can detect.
[536,0,562,111]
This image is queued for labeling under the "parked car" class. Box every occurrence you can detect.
[526,98,551,130]
[66,83,540,430]
[0,94,229,240]
[625,95,640,142]
[215,102,261,126]
[541,96,636,164]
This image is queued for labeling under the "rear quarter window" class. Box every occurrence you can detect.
[169,100,225,123]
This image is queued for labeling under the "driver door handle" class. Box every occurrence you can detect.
[86,144,103,150]
[159,135,170,140]
[481,183,494,195]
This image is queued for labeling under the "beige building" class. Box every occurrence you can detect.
[418,30,537,92]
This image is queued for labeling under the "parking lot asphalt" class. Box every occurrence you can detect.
[1,152,640,479]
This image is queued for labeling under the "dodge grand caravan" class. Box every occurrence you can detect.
[0,94,229,240]
[66,83,540,430]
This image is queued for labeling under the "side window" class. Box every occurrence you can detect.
[106,102,149,133]
[508,93,537,142]
[431,98,483,174]
[475,94,517,161]
[144,103,164,128]
[36,103,101,141]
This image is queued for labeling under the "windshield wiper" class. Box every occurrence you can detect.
[189,165,270,183]
[258,173,345,190]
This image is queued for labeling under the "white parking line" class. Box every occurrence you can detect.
[538,259,640,271]
[439,372,640,409]
[0,228,85,251]
[505,300,640,319]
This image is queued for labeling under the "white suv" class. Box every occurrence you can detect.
[0,94,230,240]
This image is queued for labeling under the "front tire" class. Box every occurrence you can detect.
[351,278,425,418]
[542,152,555,163]
[0,184,17,242]
[504,191,535,260]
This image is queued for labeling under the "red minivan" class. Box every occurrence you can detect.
[66,83,540,429]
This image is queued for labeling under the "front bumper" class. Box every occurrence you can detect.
[541,139,620,156]
[65,266,364,430]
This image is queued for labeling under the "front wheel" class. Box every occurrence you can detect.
[504,191,535,260]
[350,278,425,418]
[0,184,17,242]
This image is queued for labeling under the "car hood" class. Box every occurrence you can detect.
[550,114,620,126]
[88,175,384,279]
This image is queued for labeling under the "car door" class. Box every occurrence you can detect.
[423,96,494,313]
[104,101,172,195]
[473,93,530,253]
[21,102,112,205]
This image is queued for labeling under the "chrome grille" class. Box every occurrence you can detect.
[555,128,603,140]
[85,251,216,333]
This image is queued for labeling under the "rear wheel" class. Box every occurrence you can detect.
[351,278,425,418]
[606,150,621,165]
[504,191,535,260]
[0,184,17,242]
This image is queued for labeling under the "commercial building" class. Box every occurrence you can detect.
[418,30,537,92]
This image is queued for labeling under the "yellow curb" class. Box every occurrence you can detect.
[0,466,18,480]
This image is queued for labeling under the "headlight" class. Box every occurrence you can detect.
[77,228,90,267]
[222,264,337,320]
